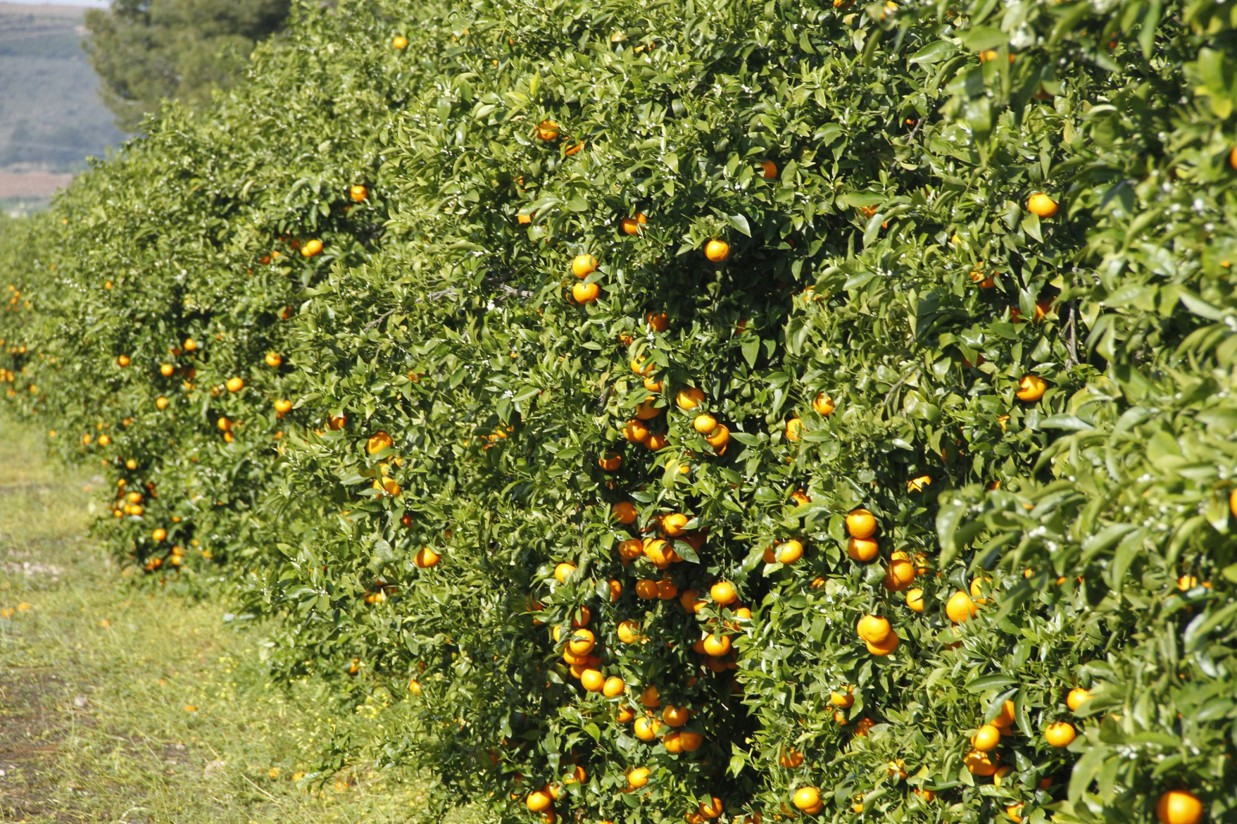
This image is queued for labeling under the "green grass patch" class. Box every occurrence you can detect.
[0,419,480,823]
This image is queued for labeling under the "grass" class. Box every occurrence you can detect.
[0,419,481,823]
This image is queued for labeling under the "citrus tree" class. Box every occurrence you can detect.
[0,0,1233,822]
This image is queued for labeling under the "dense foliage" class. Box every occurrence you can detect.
[2,1,1235,822]
[84,0,291,129]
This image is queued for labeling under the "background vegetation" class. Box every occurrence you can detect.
[0,0,1233,822]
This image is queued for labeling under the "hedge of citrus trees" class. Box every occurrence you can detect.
[1,0,1235,821]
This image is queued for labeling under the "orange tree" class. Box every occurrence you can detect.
[0,0,1234,822]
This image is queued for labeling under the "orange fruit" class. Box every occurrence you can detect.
[613,502,638,524]
[183,337,199,352]
[618,539,643,561]
[972,724,1001,751]
[571,254,598,278]
[645,311,668,332]
[633,716,662,741]
[759,160,779,179]
[1156,790,1203,824]
[946,591,979,623]
[1044,721,1076,747]
[602,676,626,698]
[1007,803,1024,822]
[155,396,170,411]
[598,452,622,471]
[415,547,439,568]
[536,120,560,141]
[964,750,998,776]
[704,239,730,262]
[792,787,821,811]
[640,684,660,708]
[856,615,892,644]
[702,634,732,657]
[579,668,605,691]
[626,767,650,789]
[865,631,900,656]
[567,629,596,656]
[705,424,730,450]
[301,238,323,258]
[710,581,738,605]
[784,418,803,442]
[691,413,718,435]
[1066,687,1091,711]
[779,747,805,768]
[830,687,854,708]
[1027,193,1058,218]
[662,705,690,727]
[993,699,1017,729]
[634,397,661,420]
[1015,374,1047,402]
[884,551,917,591]
[635,579,658,599]
[662,512,689,537]
[620,213,648,235]
[571,282,600,303]
[264,352,282,368]
[697,796,724,819]
[553,562,577,583]
[391,35,408,50]
[623,418,651,444]
[367,431,393,455]
[676,387,705,410]
[905,588,925,613]
[159,363,175,376]
[812,393,835,416]
[846,537,879,563]
[645,431,668,450]
[349,185,367,202]
[845,509,877,539]
[775,539,804,564]
[630,355,655,376]
[527,788,553,812]
[617,620,642,643]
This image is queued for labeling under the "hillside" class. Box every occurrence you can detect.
[0,2,124,209]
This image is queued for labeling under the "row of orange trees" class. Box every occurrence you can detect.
[1,1,1234,821]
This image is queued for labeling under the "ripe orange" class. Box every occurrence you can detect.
[571,281,600,303]
[645,311,668,332]
[567,628,595,656]
[1231,147,1237,170]
[633,716,661,741]
[274,399,292,415]
[845,509,877,538]
[634,397,661,420]
[792,787,821,811]
[693,413,718,434]
[1156,790,1203,824]
[159,363,175,377]
[846,537,879,563]
[367,430,393,454]
[830,686,854,708]
[155,396,170,411]
[812,393,835,416]
[1015,374,1047,402]
[1007,802,1024,822]
[623,418,650,444]
[571,254,598,278]
[183,337,199,352]
[775,539,804,564]
[553,562,577,583]
[613,501,638,524]
[1027,193,1058,218]
[579,668,605,692]
[702,634,732,657]
[536,120,560,140]
[993,699,1017,729]
[972,723,1001,751]
[856,615,892,644]
[602,676,626,698]
[905,588,925,613]
[301,238,323,258]
[964,749,998,776]
[759,159,779,179]
[676,387,705,410]
[265,352,282,368]
[151,528,167,543]
[620,213,648,235]
[635,579,658,599]
[640,684,661,708]
[116,354,130,367]
[598,452,622,471]
[865,631,900,656]
[704,239,730,262]
[626,766,650,788]
[946,590,979,623]
[884,551,917,591]
[1066,687,1091,711]
[705,424,730,450]
[784,417,803,442]
[710,581,738,605]
[779,747,805,768]
[349,185,368,202]
[662,512,689,537]
[391,35,409,50]
[617,620,641,643]
[527,788,553,812]
[1044,721,1076,747]
[662,705,690,727]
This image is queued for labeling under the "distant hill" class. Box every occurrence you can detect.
[0,2,126,210]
